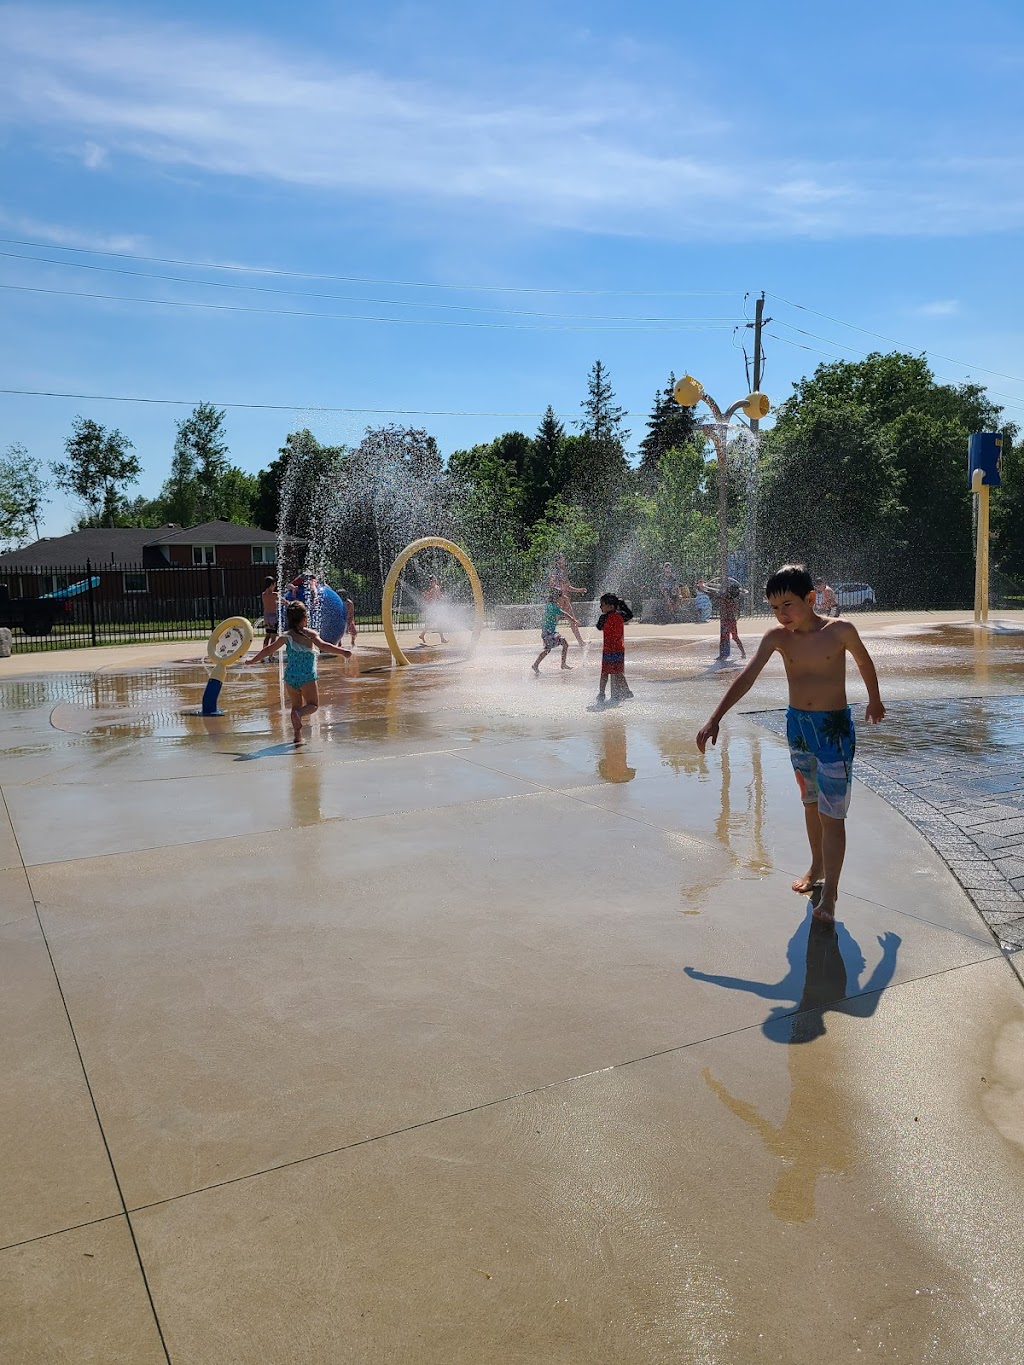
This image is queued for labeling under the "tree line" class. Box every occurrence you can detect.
[2,355,1021,608]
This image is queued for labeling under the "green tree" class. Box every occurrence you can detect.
[578,360,629,446]
[173,403,229,521]
[572,362,630,517]
[529,405,566,521]
[992,434,1024,579]
[641,441,718,572]
[0,443,48,545]
[451,449,527,600]
[253,430,347,534]
[757,400,904,586]
[638,374,697,479]
[51,417,141,527]
[525,495,599,587]
[763,351,1012,606]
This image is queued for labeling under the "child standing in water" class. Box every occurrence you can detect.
[247,600,351,743]
[696,564,885,924]
[418,576,448,646]
[593,593,634,707]
[532,591,575,673]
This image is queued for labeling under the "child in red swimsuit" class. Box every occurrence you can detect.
[593,593,634,708]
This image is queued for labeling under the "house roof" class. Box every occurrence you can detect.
[0,526,178,569]
[148,520,278,546]
[0,520,280,570]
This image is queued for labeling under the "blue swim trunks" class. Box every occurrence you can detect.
[786,707,855,820]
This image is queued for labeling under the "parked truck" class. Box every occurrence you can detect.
[0,582,69,636]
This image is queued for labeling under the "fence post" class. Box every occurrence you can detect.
[206,561,216,631]
[86,558,98,647]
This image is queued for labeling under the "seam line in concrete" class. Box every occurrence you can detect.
[8,790,174,1365]
[123,951,1003,1220]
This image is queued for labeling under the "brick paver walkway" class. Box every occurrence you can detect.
[754,696,1024,954]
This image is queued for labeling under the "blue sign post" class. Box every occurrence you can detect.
[968,433,1003,623]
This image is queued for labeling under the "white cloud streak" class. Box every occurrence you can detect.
[2,5,1023,241]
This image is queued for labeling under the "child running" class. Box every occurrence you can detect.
[593,593,634,708]
[696,564,885,924]
[247,600,351,743]
[532,591,576,673]
[549,554,586,648]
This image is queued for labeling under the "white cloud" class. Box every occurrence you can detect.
[82,141,107,170]
[915,299,960,317]
[0,208,144,253]
[1,5,1023,242]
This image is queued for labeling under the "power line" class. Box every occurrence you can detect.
[0,236,739,299]
[765,331,1024,419]
[767,292,1024,387]
[0,281,739,332]
[0,250,739,324]
[0,386,587,418]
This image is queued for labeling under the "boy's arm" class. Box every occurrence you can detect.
[843,623,885,723]
[696,631,780,753]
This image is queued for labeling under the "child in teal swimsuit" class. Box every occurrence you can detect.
[247,600,351,742]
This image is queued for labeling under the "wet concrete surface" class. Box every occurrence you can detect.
[2,617,1023,1362]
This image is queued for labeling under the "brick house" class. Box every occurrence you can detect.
[0,521,286,623]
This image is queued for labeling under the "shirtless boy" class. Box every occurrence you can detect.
[696,564,885,923]
[260,577,279,652]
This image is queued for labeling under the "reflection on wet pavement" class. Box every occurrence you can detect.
[3,619,1024,1362]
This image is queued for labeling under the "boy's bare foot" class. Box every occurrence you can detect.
[561,661,572,670]
[812,890,838,924]
[792,872,824,894]
[531,663,540,674]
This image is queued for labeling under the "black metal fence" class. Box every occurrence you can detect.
[1,556,1021,654]
[0,560,397,654]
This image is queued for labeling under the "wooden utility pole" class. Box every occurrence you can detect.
[745,292,768,603]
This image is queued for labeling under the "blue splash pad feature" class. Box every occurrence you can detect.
[292,583,347,644]
[201,675,224,716]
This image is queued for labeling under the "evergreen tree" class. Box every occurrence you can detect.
[528,406,565,521]
[577,360,629,446]
[638,373,698,477]
[51,418,141,527]
[571,362,629,515]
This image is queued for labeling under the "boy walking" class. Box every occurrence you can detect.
[696,564,885,924]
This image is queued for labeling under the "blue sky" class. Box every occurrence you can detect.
[2,0,1023,536]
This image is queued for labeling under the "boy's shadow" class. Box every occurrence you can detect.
[687,905,901,1223]
[685,903,902,1043]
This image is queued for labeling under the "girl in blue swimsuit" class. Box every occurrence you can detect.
[247,600,351,742]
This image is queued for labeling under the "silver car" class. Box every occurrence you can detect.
[834,582,877,611]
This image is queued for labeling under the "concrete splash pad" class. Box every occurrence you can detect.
[1,616,1023,1362]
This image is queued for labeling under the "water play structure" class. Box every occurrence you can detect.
[381,537,484,667]
[969,431,1003,625]
[288,577,347,644]
[201,615,254,715]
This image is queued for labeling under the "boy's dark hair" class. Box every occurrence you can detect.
[264,576,275,587]
[285,600,308,629]
[765,564,814,600]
